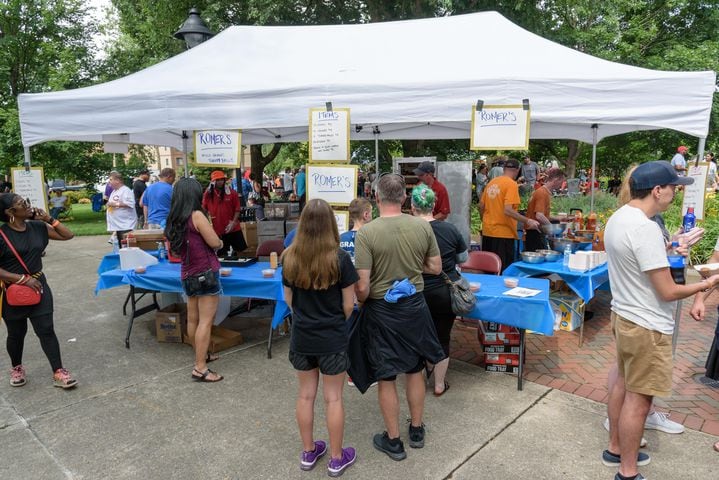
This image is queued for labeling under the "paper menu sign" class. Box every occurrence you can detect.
[309,108,350,162]
[193,130,242,167]
[470,104,530,150]
[11,167,48,213]
[502,287,541,298]
[682,164,708,220]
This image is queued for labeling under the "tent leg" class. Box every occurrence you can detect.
[590,124,598,213]
[182,130,189,178]
[696,137,706,167]
[23,146,31,171]
[374,132,379,176]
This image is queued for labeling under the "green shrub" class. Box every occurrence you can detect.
[64,191,90,204]
[78,198,91,204]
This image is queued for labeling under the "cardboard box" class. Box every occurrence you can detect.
[155,303,187,343]
[482,344,522,354]
[477,321,520,345]
[483,353,520,366]
[486,322,516,333]
[183,325,244,353]
[550,291,585,332]
[242,222,258,248]
[131,229,165,251]
[265,203,289,220]
[485,364,520,374]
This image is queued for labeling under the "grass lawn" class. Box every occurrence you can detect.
[60,203,108,236]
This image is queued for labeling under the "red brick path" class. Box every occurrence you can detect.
[450,290,719,436]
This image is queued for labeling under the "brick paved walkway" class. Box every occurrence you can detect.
[450,290,719,436]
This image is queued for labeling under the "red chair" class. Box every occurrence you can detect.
[459,251,502,275]
[256,239,285,262]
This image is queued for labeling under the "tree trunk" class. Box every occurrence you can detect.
[565,140,581,178]
[250,144,282,178]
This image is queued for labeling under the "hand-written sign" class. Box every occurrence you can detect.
[683,164,709,221]
[309,108,350,162]
[470,104,530,150]
[11,167,48,213]
[194,130,242,167]
[333,210,349,234]
[306,164,358,206]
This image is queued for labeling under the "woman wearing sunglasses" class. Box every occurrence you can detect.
[0,194,77,388]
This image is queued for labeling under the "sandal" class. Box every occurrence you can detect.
[206,352,219,363]
[191,368,223,383]
[424,364,435,381]
[433,381,450,397]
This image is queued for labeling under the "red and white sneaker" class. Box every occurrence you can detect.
[10,365,26,387]
[53,368,77,389]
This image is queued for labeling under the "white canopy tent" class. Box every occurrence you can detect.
[18,11,716,153]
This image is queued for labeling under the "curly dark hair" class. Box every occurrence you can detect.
[0,193,19,223]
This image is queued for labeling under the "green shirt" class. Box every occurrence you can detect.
[354,214,440,299]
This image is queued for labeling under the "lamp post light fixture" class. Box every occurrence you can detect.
[173,8,215,50]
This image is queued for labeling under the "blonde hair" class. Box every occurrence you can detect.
[617,163,639,207]
[348,197,372,223]
[281,199,340,290]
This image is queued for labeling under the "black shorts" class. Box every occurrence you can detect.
[289,351,350,376]
[379,359,425,382]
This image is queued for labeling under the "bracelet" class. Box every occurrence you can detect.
[50,219,60,228]
[16,274,27,285]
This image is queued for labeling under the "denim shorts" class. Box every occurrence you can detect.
[181,273,223,297]
[289,351,350,376]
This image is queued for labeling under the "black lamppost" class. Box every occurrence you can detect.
[173,8,215,177]
[173,8,215,49]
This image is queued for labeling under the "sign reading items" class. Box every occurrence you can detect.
[683,164,709,220]
[306,164,358,206]
[194,130,242,167]
[11,167,48,213]
[309,108,350,162]
[470,104,530,150]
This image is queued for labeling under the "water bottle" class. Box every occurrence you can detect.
[667,241,686,285]
[682,206,696,233]
[563,244,572,268]
[156,241,166,261]
[112,235,119,254]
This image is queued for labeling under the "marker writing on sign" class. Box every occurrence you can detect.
[477,111,517,125]
[198,133,234,145]
[312,173,351,192]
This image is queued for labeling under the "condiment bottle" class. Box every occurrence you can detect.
[270,251,278,269]
[586,212,597,231]
[574,210,584,231]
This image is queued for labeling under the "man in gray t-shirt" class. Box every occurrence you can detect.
[519,156,539,195]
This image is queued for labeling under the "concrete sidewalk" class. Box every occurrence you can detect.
[1,236,717,479]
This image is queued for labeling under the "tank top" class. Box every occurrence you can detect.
[181,214,220,279]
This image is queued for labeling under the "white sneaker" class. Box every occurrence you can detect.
[603,418,648,447]
[644,411,684,434]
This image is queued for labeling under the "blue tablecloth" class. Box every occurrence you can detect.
[95,260,290,329]
[503,259,609,303]
[462,274,555,336]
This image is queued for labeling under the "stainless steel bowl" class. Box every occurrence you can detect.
[541,223,567,237]
[520,251,546,264]
[572,230,595,242]
[550,237,584,253]
[537,249,562,262]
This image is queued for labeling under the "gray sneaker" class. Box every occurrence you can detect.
[408,423,425,449]
[602,449,650,467]
[373,432,406,461]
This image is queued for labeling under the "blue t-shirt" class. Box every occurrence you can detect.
[143,181,173,226]
[241,178,253,198]
[284,228,297,248]
[295,172,306,197]
[339,230,356,258]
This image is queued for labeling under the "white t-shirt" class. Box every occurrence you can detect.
[604,205,674,334]
[106,185,137,231]
[670,153,686,175]
[50,195,67,208]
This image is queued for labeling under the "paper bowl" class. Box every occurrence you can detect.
[469,282,481,292]
[134,266,146,274]
[220,268,232,277]
[503,277,519,288]
[262,268,276,278]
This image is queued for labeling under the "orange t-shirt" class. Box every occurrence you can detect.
[481,176,520,239]
[526,186,551,225]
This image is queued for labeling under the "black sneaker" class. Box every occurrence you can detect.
[373,432,407,461]
[408,423,425,449]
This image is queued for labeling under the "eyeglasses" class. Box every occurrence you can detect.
[379,172,405,181]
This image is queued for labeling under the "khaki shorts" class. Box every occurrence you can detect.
[611,312,673,398]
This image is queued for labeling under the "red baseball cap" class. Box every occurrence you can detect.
[678,146,688,154]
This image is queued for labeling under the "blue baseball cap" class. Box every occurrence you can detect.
[630,161,693,189]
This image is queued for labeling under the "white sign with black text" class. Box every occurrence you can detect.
[309,108,350,162]
[194,130,242,167]
[11,167,48,213]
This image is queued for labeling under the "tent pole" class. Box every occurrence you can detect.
[696,137,706,167]
[590,124,598,213]
[374,129,379,176]
[23,146,31,171]
[182,131,189,178]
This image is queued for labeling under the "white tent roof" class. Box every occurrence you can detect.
[18,11,716,149]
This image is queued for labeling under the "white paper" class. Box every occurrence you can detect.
[503,287,541,297]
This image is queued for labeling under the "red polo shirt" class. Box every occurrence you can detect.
[202,188,242,236]
[430,178,451,217]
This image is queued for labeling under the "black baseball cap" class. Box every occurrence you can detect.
[413,161,435,175]
[630,161,693,189]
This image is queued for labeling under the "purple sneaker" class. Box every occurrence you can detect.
[327,447,356,477]
[300,440,327,471]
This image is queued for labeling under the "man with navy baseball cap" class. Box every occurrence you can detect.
[603,160,716,480]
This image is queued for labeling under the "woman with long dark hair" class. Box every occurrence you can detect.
[281,198,358,476]
[0,193,76,388]
[411,185,467,396]
[165,178,224,382]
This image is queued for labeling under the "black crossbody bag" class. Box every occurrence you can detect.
[183,236,219,296]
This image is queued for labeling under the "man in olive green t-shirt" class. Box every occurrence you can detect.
[355,173,445,461]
